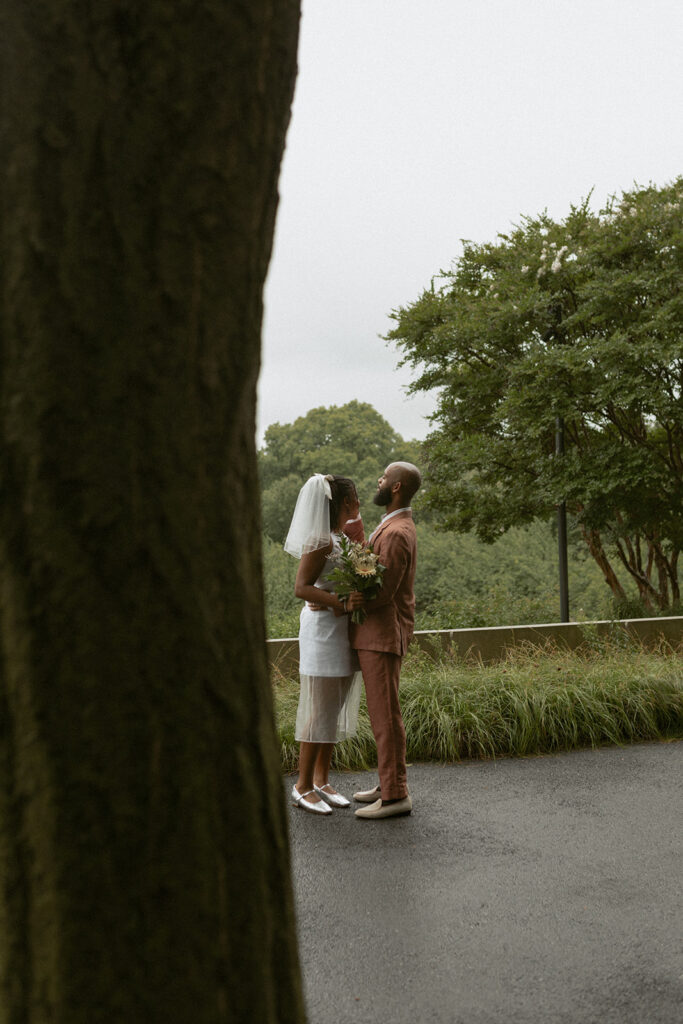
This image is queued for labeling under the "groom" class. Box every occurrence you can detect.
[348,462,420,820]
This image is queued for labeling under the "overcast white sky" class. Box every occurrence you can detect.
[258,0,683,445]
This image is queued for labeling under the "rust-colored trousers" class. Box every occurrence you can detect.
[357,649,408,800]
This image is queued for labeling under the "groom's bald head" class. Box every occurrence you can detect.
[385,462,422,504]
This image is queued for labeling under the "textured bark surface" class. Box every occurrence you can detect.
[0,2,303,1021]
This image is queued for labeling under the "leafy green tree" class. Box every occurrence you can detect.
[259,400,421,541]
[413,519,611,629]
[389,179,683,611]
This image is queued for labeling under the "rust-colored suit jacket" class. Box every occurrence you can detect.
[349,509,417,656]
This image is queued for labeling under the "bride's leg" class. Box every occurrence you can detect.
[313,742,335,790]
[295,741,325,802]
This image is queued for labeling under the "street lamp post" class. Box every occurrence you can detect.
[555,415,570,622]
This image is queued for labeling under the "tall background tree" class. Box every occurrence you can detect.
[259,399,421,542]
[0,2,304,1022]
[389,180,683,612]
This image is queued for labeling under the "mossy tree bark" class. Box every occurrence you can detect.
[0,2,303,1021]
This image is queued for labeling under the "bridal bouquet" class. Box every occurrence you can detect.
[326,535,386,624]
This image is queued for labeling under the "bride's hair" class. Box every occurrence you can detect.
[327,475,357,529]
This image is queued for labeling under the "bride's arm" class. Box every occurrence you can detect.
[294,546,346,615]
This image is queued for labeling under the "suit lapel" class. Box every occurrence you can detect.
[370,509,411,546]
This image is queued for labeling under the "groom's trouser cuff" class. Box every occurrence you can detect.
[357,649,407,801]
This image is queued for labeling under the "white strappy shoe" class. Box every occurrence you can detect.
[314,784,351,808]
[291,786,333,815]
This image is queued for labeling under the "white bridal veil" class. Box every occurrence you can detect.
[283,474,333,558]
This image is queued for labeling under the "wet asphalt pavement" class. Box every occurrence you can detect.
[285,741,683,1024]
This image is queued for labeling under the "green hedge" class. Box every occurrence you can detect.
[274,640,683,771]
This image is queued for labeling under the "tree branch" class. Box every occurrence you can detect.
[612,537,658,607]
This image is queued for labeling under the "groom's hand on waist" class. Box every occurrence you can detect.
[307,597,348,617]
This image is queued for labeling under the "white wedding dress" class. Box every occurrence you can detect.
[295,533,363,742]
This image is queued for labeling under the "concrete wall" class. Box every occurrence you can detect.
[267,615,683,674]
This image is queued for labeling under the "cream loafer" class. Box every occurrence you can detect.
[355,795,412,819]
[291,786,332,815]
[353,785,382,803]
[314,784,351,808]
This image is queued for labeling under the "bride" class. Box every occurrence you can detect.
[284,473,363,815]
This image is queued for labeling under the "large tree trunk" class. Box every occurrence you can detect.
[0,3,304,1022]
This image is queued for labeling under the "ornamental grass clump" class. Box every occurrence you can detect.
[273,639,683,772]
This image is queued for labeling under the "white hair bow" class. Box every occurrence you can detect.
[315,473,333,499]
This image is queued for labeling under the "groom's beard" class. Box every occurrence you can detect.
[373,484,392,507]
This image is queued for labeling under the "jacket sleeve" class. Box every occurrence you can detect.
[364,530,410,612]
[342,516,365,544]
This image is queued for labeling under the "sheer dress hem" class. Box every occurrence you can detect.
[294,670,362,743]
